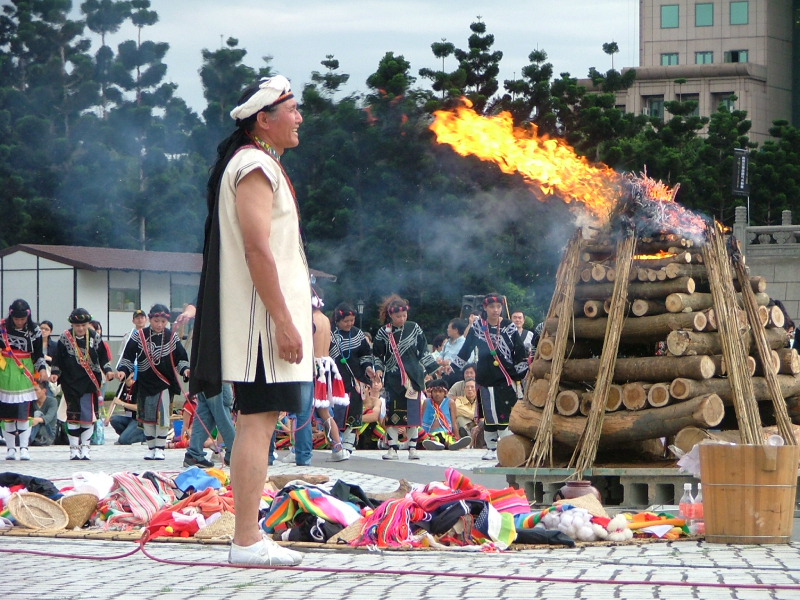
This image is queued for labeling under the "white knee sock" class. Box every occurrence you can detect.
[143,423,156,449]
[386,427,400,449]
[154,425,169,449]
[341,426,356,452]
[484,430,499,450]
[406,427,418,442]
[79,426,93,446]
[67,425,85,448]
[16,421,31,448]
[3,422,17,448]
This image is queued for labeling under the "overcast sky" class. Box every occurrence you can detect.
[76,0,641,114]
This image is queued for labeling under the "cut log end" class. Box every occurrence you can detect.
[555,389,581,416]
[647,382,671,408]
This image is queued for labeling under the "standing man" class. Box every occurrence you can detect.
[452,295,528,461]
[510,311,535,357]
[190,76,310,567]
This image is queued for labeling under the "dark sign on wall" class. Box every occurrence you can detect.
[732,148,750,197]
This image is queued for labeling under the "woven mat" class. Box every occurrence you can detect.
[0,526,698,549]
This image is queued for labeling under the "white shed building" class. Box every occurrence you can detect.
[0,245,335,348]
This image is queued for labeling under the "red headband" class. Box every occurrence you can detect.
[149,311,170,319]
[482,295,504,307]
[387,304,409,314]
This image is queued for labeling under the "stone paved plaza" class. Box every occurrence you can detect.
[2,428,800,599]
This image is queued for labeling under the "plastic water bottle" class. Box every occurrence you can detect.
[679,482,695,520]
[691,483,705,535]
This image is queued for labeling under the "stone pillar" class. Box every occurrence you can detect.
[783,210,792,226]
[734,205,748,256]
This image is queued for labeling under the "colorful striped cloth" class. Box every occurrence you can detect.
[261,486,361,533]
[352,497,429,547]
[445,468,529,514]
[103,472,173,528]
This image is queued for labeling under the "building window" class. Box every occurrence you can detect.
[730,1,748,25]
[713,93,736,111]
[661,5,679,28]
[171,283,197,313]
[645,96,665,119]
[110,288,140,312]
[696,3,714,26]
[724,49,748,63]
[661,53,679,66]
[696,51,714,64]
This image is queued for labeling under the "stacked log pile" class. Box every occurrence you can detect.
[501,234,799,468]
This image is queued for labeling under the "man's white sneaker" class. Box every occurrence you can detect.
[6,447,17,461]
[279,450,297,464]
[144,448,156,460]
[327,448,349,462]
[382,447,399,460]
[422,440,445,451]
[482,448,497,461]
[408,447,420,460]
[80,445,91,460]
[19,447,30,461]
[154,448,165,460]
[70,446,81,460]
[228,534,303,566]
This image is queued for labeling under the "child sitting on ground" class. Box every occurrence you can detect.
[421,379,471,451]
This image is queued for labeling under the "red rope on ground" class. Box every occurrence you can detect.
[1,533,799,592]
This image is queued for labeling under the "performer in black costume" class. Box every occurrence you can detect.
[51,308,114,460]
[452,294,528,461]
[329,303,374,454]
[372,295,439,461]
[117,304,190,460]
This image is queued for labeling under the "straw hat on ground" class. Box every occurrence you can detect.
[8,492,69,531]
[59,493,99,529]
[554,493,609,518]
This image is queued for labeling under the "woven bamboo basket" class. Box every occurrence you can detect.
[59,493,99,529]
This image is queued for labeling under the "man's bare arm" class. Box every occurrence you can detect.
[236,169,303,365]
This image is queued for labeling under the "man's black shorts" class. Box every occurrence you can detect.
[233,345,304,415]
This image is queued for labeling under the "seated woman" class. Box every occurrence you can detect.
[420,379,470,451]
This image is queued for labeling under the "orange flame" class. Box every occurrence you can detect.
[634,251,676,260]
[430,104,624,219]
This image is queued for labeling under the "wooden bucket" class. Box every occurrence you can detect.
[699,444,800,544]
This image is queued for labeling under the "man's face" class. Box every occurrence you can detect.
[465,380,477,400]
[133,315,147,329]
[464,367,476,381]
[150,316,169,333]
[429,388,446,403]
[511,312,524,328]
[72,322,89,337]
[337,315,356,332]
[264,99,303,151]
[390,310,407,328]
[485,302,503,321]
[447,323,459,339]
[35,384,47,402]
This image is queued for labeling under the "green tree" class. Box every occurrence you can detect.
[81,0,131,117]
[453,18,503,113]
[750,120,800,224]
[602,41,619,70]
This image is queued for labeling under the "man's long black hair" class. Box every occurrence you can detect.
[190,80,275,398]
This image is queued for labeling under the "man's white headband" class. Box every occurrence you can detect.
[230,75,293,121]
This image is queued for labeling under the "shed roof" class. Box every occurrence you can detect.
[0,244,337,281]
